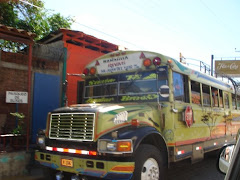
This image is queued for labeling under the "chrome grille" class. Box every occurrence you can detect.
[49,113,95,141]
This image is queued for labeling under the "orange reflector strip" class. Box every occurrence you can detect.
[111,165,135,172]
[117,141,131,152]
[46,146,97,156]
[76,149,82,154]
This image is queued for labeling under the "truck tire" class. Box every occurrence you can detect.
[132,144,167,180]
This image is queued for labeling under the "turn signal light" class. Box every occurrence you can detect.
[143,59,152,67]
[90,67,96,75]
[117,141,132,152]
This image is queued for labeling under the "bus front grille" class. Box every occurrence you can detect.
[49,113,95,141]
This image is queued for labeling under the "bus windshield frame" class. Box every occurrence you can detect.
[83,67,168,103]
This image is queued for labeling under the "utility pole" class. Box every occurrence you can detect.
[211,55,214,76]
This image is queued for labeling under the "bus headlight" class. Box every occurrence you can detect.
[36,129,46,149]
[107,142,117,151]
[98,139,133,154]
[37,136,45,148]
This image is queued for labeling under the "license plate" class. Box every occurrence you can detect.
[61,159,73,167]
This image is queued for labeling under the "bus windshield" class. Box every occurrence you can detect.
[84,67,168,103]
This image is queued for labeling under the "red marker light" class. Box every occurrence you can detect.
[131,119,140,127]
[153,57,161,66]
[89,151,97,156]
[83,68,89,75]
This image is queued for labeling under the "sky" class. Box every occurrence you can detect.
[43,0,240,68]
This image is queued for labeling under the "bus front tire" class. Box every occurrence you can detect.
[132,144,167,180]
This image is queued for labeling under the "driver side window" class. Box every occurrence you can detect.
[173,72,189,102]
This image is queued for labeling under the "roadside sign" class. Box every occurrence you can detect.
[6,91,28,104]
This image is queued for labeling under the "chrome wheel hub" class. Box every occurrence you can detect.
[141,158,159,180]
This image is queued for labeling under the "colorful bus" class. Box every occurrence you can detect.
[35,50,240,180]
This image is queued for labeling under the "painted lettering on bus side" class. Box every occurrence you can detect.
[89,79,116,85]
[86,97,114,103]
[121,94,158,101]
[126,74,142,81]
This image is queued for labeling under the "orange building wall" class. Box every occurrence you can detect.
[66,44,106,105]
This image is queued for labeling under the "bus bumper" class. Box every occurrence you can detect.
[35,150,134,179]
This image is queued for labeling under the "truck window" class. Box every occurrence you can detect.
[224,93,229,109]
[202,84,210,106]
[219,90,223,108]
[211,87,219,107]
[85,84,117,97]
[232,93,236,110]
[120,79,157,94]
[173,72,189,102]
[238,96,240,110]
[191,80,201,105]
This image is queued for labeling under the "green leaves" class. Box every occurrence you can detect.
[10,112,25,119]
[47,13,73,33]
[0,0,74,50]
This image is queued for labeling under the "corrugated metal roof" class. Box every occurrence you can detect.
[38,28,120,51]
[0,24,36,40]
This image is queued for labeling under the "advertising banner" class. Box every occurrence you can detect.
[215,60,240,77]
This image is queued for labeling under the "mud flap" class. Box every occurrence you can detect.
[192,143,204,163]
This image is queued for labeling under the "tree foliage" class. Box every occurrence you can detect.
[0,0,74,51]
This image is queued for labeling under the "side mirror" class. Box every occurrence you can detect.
[217,145,235,174]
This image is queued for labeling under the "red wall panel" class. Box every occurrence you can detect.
[66,44,105,105]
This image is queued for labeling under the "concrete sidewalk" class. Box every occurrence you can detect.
[0,162,45,180]
[1,175,45,180]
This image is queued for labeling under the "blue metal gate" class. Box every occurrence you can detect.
[32,73,60,143]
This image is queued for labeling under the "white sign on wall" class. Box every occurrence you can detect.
[6,91,28,104]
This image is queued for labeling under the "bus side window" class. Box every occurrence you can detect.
[202,84,210,106]
[224,93,229,109]
[232,94,236,110]
[219,90,223,108]
[191,80,201,105]
[211,87,219,107]
[237,96,240,110]
[173,72,189,102]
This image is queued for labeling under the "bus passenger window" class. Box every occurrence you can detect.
[232,94,236,109]
[173,72,186,102]
[219,90,223,108]
[202,84,210,106]
[211,87,219,107]
[191,80,201,105]
[224,93,229,109]
[238,96,240,110]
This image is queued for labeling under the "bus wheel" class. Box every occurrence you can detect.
[133,144,167,180]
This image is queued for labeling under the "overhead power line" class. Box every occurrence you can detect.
[19,0,42,9]
[17,0,142,49]
[73,21,144,49]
